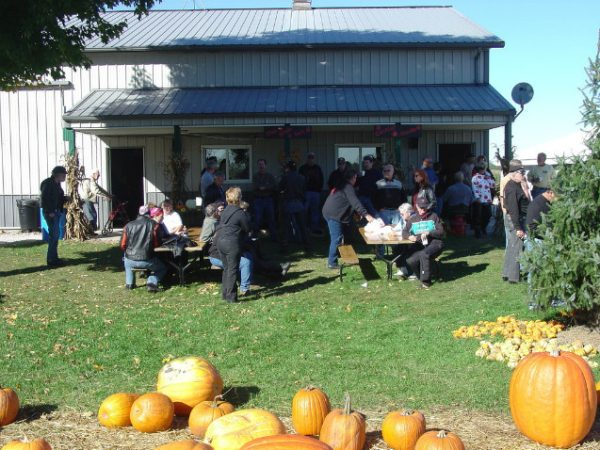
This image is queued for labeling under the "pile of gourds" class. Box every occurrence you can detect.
[453,315,598,369]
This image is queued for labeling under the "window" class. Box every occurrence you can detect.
[336,144,385,171]
[203,145,252,182]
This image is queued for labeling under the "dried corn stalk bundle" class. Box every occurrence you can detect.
[64,151,93,241]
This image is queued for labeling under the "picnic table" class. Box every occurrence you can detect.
[358,227,412,281]
[154,226,206,285]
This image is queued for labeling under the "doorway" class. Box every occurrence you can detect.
[438,143,474,180]
[109,147,144,226]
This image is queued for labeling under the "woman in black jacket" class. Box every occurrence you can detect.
[215,187,251,302]
[322,169,374,269]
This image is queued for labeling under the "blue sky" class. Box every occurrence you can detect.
[138,0,600,158]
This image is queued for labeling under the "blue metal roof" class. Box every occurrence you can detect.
[75,7,503,50]
[64,85,515,122]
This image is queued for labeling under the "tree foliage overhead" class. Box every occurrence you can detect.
[522,35,600,311]
[0,0,157,90]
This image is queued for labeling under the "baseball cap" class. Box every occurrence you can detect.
[363,155,374,162]
[416,197,432,210]
[337,157,346,164]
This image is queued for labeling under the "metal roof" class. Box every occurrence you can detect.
[75,7,503,50]
[64,85,515,122]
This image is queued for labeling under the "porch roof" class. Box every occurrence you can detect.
[64,85,515,126]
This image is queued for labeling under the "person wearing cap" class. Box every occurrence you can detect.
[40,166,68,266]
[200,157,219,198]
[299,152,325,235]
[400,196,445,289]
[204,171,226,207]
[279,160,309,253]
[80,168,112,231]
[252,158,278,239]
[502,159,530,283]
[357,154,382,217]
[327,157,347,191]
[322,169,375,269]
[120,206,167,292]
[471,163,496,238]
[528,152,555,198]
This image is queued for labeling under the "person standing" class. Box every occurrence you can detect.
[375,164,405,227]
[299,152,325,235]
[357,154,382,217]
[200,158,218,198]
[279,160,309,252]
[204,171,226,206]
[528,152,556,198]
[40,166,67,267]
[471,163,496,238]
[322,169,374,269]
[215,187,251,303]
[252,159,278,239]
[502,160,530,283]
[81,169,112,230]
[120,206,167,292]
[421,156,439,190]
[327,157,347,190]
[412,169,436,211]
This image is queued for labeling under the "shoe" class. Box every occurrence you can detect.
[240,290,252,297]
[125,284,136,290]
[328,263,340,270]
[408,275,418,281]
[502,276,508,282]
[280,262,291,277]
[47,259,65,267]
[147,283,158,293]
[224,297,238,303]
[421,281,432,290]
[395,269,407,280]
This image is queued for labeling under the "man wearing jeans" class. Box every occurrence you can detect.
[40,166,67,267]
[252,159,278,239]
[299,152,324,235]
[120,207,167,292]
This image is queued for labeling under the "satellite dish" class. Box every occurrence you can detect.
[511,82,534,106]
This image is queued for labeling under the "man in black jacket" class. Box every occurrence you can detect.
[279,160,309,253]
[40,166,67,267]
[120,207,167,292]
[299,152,324,235]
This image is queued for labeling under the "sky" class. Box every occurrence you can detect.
[132,0,600,160]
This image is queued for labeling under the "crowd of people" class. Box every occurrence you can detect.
[39,150,557,302]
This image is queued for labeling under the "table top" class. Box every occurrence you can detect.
[359,227,412,245]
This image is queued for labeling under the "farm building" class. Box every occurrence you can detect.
[0,0,515,228]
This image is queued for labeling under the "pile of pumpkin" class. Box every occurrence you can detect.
[453,315,598,368]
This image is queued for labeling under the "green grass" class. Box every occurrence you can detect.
[0,234,558,416]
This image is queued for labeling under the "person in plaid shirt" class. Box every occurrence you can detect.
[471,163,496,238]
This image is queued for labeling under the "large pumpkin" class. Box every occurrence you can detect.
[240,434,333,449]
[155,440,214,450]
[98,392,139,428]
[319,393,365,450]
[1,439,52,450]
[381,410,426,450]
[157,356,223,416]
[0,386,19,426]
[596,380,600,408]
[510,350,597,448]
[130,392,175,433]
[204,408,286,450]
[414,430,464,450]
[291,386,330,436]
[189,395,235,438]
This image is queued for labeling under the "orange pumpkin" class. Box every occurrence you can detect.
[291,386,330,436]
[98,392,139,428]
[204,408,286,450]
[154,440,214,450]
[240,434,333,449]
[596,380,600,408]
[157,356,223,416]
[510,350,597,448]
[319,393,365,450]
[414,430,464,450]
[0,386,19,426]
[1,438,52,450]
[130,392,174,433]
[189,395,235,438]
[382,410,426,450]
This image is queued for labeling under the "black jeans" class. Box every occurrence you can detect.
[471,202,491,237]
[405,240,444,282]
[217,238,242,302]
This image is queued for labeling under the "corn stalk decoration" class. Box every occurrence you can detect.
[64,150,93,240]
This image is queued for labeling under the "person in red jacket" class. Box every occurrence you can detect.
[120,207,167,292]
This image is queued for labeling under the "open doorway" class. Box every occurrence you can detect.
[438,143,474,181]
[109,147,144,226]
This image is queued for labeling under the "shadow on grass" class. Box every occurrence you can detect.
[17,403,58,422]
[359,258,382,281]
[255,275,332,299]
[227,385,260,406]
[437,261,488,282]
[0,239,45,248]
[439,237,503,262]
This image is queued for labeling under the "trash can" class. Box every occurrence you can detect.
[16,198,40,231]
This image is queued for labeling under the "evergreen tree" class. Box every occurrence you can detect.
[522,35,600,311]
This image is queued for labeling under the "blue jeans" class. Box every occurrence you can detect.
[304,191,322,232]
[377,209,401,257]
[45,213,61,264]
[253,197,276,236]
[124,256,167,287]
[358,196,379,218]
[209,254,253,293]
[83,200,97,229]
[326,218,344,267]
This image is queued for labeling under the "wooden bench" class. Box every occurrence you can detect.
[337,244,359,281]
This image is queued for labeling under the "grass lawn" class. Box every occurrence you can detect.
[0,233,561,419]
